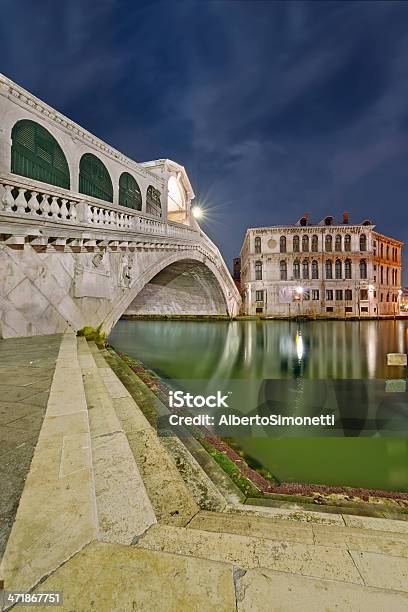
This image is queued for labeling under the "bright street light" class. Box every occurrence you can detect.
[192,206,203,219]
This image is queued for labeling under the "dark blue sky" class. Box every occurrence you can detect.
[2,0,408,281]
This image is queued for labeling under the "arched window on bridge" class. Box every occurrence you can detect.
[312,260,319,279]
[79,153,113,202]
[280,260,287,280]
[11,120,70,189]
[254,236,261,254]
[119,172,142,210]
[146,185,162,217]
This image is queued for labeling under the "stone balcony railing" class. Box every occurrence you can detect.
[0,174,199,241]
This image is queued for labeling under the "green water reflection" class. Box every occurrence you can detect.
[109,319,408,491]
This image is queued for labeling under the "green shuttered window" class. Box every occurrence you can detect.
[79,153,113,203]
[119,172,142,210]
[146,185,162,217]
[11,120,70,189]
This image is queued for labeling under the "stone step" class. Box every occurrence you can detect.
[28,540,237,612]
[102,346,245,504]
[188,510,408,557]
[137,524,363,585]
[138,523,408,592]
[235,568,408,612]
[88,343,200,527]
[78,338,156,544]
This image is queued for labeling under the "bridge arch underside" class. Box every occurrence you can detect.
[125,260,228,317]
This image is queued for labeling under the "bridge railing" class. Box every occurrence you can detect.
[0,174,199,241]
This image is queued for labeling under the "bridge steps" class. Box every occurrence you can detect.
[137,523,408,595]
[78,337,156,544]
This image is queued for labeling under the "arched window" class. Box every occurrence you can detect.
[335,234,342,252]
[311,235,319,252]
[325,235,333,252]
[345,259,352,279]
[146,185,162,217]
[255,260,262,280]
[11,120,70,189]
[293,259,300,280]
[280,260,287,280]
[325,260,333,279]
[79,153,113,202]
[280,236,287,253]
[360,234,367,251]
[302,259,309,279]
[335,259,342,279]
[380,266,384,284]
[311,260,319,279]
[360,259,367,279]
[293,235,300,252]
[119,172,142,210]
[255,236,261,254]
[344,234,351,251]
[302,235,309,252]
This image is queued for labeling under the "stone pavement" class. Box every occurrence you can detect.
[1,334,408,611]
[0,334,62,558]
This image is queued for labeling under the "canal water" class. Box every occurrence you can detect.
[109,319,408,491]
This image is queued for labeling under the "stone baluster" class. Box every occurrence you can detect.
[15,188,27,214]
[27,191,40,215]
[70,201,78,221]
[60,198,69,220]
[118,213,124,228]
[50,196,60,219]
[40,194,51,217]
[2,185,15,212]
[102,209,110,225]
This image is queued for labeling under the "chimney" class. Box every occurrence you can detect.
[343,212,349,224]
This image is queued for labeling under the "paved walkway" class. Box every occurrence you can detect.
[0,334,62,558]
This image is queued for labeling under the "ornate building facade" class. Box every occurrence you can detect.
[241,214,403,318]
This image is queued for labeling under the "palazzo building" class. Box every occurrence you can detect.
[240,213,403,318]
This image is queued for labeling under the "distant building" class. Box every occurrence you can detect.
[232,257,241,292]
[240,213,403,318]
[401,288,408,312]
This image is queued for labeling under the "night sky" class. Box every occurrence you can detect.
[2,1,408,282]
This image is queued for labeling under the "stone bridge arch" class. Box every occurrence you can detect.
[104,249,237,332]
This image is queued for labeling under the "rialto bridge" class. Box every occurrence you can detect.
[0,75,240,338]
